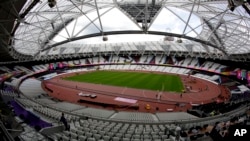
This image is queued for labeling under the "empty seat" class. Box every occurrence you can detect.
[77,130,85,135]
[164,139,174,141]
[103,135,110,141]
[124,133,132,139]
[78,135,87,141]
[92,130,98,134]
[87,137,96,141]
[83,127,91,132]
[112,136,120,141]
[107,132,114,137]
[133,135,140,139]
[126,130,134,134]
[85,132,93,138]
[71,132,78,139]
[96,126,103,131]
[99,130,106,136]
[118,129,126,134]
[71,128,77,133]
[131,139,140,141]
[122,138,130,141]
[152,135,160,140]
[115,133,123,138]
[143,134,151,140]
[159,131,164,135]
[143,131,151,135]
[93,134,101,140]
[151,132,157,136]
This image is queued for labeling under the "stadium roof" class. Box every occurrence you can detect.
[1,0,250,63]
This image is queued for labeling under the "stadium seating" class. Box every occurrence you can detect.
[1,57,250,141]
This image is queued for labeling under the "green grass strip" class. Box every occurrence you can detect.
[64,70,184,92]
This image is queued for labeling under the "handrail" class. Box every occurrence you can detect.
[0,121,15,141]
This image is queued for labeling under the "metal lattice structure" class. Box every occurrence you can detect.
[1,0,250,63]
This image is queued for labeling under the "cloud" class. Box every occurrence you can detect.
[54,6,202,44]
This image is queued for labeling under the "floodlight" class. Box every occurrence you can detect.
[176,38,182,43]
[228,0,236,11]
[48,0,57,8]
[103,36,108,41]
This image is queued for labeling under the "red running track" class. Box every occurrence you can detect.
[42,71,230,113]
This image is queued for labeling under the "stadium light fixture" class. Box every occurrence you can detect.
[103,36,108,41]
[176,38,183,43]
[48,0,57,8]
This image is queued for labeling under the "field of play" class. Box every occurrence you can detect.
[64,71,184,92]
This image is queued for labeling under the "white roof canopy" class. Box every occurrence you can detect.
[11,0,250,60]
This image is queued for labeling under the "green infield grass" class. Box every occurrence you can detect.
[64,71,184,92]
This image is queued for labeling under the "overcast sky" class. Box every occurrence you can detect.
[53,6,202,44]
